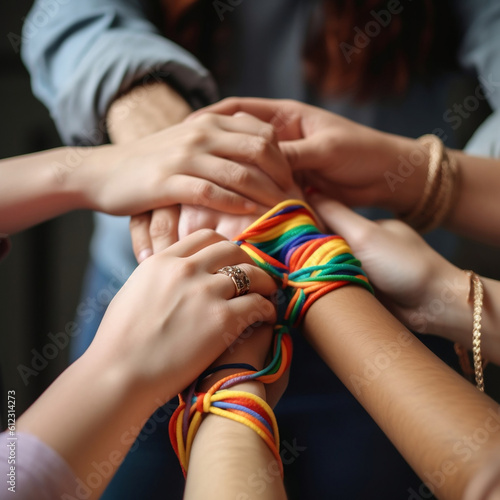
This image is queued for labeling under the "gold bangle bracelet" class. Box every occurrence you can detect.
[455,271,485,392]
[467,270,485,392]
[400,134,459,233]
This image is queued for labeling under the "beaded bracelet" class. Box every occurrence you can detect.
[455,270,486,392]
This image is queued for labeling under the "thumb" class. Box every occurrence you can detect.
[279,138,324,171]
[308,194,374,245]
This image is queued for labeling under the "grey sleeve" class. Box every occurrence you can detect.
[21,0,218,145]
[455,0,500,156]
[455,0,500,111]
[465,110,500,157]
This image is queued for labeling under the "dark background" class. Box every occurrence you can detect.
[0,1,93,422]
[0,1,499,428]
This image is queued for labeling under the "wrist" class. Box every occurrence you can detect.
[377,134,428,215]
[78,343,161,416]
[41,147,91,213]
[107,81,192,144]
[421,265,472,343]
[68,144,117,211]
[198,366,266,399]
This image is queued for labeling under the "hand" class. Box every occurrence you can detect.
[177,206,263,241]
[195,98,427,214]
[80,112,293,261]
[87,229,278,403]
[177,180,305,242]
[309,194,469,335]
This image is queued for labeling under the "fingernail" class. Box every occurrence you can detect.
[138,248,153,263]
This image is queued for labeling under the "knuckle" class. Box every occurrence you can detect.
[194,180,216,204]
[222,97,239,108]
[230,165,250,186]
[286,143,299,169]
[346,226,373,249]
[216,161,236,187]
[197,113,217,127]
[258,123,276,143]
[176,258,199,279]
[186,127,210,148]
[211,301,232,326]
[250,295,276,321]
[213,239,238,256]
[251,136,270,160]
[195,228,219,240]
[150,216,174,239]
[129,213,150,230]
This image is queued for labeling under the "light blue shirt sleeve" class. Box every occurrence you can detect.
[21,0,218,146]
[455,0,500,156]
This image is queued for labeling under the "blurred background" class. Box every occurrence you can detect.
[1,1,499,430]
[0,1,93,422]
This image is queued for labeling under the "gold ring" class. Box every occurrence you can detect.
[216,265,251,297]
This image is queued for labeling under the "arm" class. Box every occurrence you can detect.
[16,230,278,499]
[21,0,217,146]
[0,115,291,236]
[107,79,192,144]
[303,285,500,500]
[185,381,286,500]
[197,98,500,245]
[310,195,500,365]
[184,324,287,500]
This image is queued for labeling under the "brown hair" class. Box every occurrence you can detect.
[159,0,459,100]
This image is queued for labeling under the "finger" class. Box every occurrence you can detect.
[191,238,253,268]
[189,98,302,141]
[208,130,293,190]
[130,212,153,263]
[190,98,288,124]
[164,174,259,214]
[214,324,274,372]
[213,262,278,300]
[184,156,286,206]
[177,205,219,240]
[150,205,180,254]
[191,239,277,296]
[167,228,227,258]
[227,293,278,327]
[280,137,323,171]
[308,193,374,241]
[195,112,277,143]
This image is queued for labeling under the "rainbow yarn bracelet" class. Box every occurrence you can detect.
[235,199,373,325]
[169,326,292,477]
[169,199,372,477]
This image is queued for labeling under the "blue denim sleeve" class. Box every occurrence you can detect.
[454,0,500,156]
[455,0,500,111]
[21,0,218,145]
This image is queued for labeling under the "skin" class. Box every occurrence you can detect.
[310,195,500,364]
[303,285,500,500]
[106,82,293,261]
[196,98,500,245]
[17,230,278,499]
[0,112,290,238]
[11,90,500,498]
[107,81,192,257]
[184,325,287,500]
